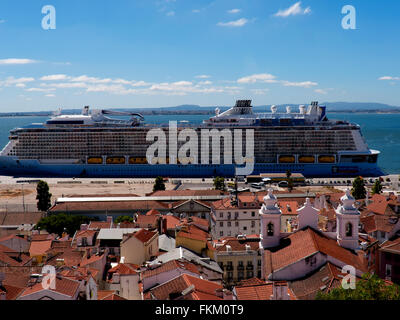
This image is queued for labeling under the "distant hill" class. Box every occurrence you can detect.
[1,102,399,117]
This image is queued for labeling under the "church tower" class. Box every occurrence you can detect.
[260,189,282,248]
[336,189,360,251]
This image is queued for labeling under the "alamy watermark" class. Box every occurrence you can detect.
[341,265,356,290]
[146,121,255,176]
[42,5,56,30]
[341,5,356,30]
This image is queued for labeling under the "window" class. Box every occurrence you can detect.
[247,271,253,278]
[235,221,239,227]
[238,261,244,266]
[220,231,224,236]
[238,272,244,280]
[227,231,231,236]
[251,212,255,217]
[267,222,274,236]
[220,222,224,227]
[251,221,255,228]
[243,226,247,231]
[228,221,231,227]
[220,212,223,218]
[386,264,392,278]
[345,223,353,237]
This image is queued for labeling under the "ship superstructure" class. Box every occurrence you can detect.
[0,100,384,178]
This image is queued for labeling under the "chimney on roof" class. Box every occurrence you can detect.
[80,224,88,231]
[107,216,113,223]
[270,282,290,300]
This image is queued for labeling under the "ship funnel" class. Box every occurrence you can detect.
[271,105,277,113]
[299,105,306,114]
[286,106,291,114]
[82,106,89,116]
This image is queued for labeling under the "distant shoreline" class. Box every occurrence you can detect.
[1,109,400,117]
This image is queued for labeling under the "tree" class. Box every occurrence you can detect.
[213,177,226,191]
[351,176,366,200]
[153,176,166,192]
[36,180,52,212]
[35,214,96,236]
[286,170,293,192]
[115,215,133,223]
[316,273,400,300]
[371,179,383,195]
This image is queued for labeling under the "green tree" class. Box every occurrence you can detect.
[35,214,96,236]
[371,179,383,195]
[316,273,400,300]
[351,176,366,200]
[115,215,133,223]
[153,176,166,192]
[36,180,52,212]
[213,177,226,191]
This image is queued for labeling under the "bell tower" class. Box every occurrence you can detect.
[336,189,360,250]
[260,189,282,248]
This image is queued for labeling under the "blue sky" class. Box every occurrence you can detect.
[0,0,399,111]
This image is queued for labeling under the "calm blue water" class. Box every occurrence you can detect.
[0,113,399,173]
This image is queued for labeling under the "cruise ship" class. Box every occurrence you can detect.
[0,100,384,178]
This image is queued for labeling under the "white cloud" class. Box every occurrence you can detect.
[0,20,6,24]
[26,87,56,92]
[217,18,248,27]
[198,80,212,85]
[274,1,311,17]
[40,74,70,81]
[195,75,211,79]
[192,9,201,13]
[282,80,318,88]
[0,77,35,87]
[0,58,38,65]
[251,88,270,95]
[237,73,277,84]
[45,94,56,97]
[166,11,175,16]
[314,88,328,94]
[228,9,241,14]
[379,76,400,81]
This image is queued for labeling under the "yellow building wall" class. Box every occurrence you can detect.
[175,236,206,255]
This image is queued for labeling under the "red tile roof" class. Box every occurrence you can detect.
[288,262,361,300]
[380,237,400,254]
[263,228,367,278]
[176,224,210,242]
[29,240,53,257]
[213,237,261,252]
[19,276,80,298]
[361,215,399,234]
[234,282,296,300]
[136,215,160,227]
[133,229,158,243]
[1,284,25,300]
[163,215,180,230]
[366,194,394,215]
[97,290,127,300]
[278,201,298,215]
[142,259,200,279]
[51,200,168,212]
[148,190,227,197]
[80,253,105,267]
[88,221,113,230]
[108,263,139,275]
[149,274,223,300]
[146,209,161,216]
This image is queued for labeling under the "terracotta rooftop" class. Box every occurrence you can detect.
[361,215,399,234]
[0,284,25,300]
[176,224,210,242]
[288,262,360,300]
[146,209,161,216]
[136,215,160,227]
[163,215,180,230]
[88,221,113,230]
[234,281,296,300]
[380,237,400,254]
[19,276,80,298]
[142,259,200,279]
[213,237,261,252]
[60,267,99,281]
[29,240,53,257]
[0,212,44,226]
[278,201,298,215]
[80,253,105,267]
[51,200,169,212]
[366,194,394,215]
[263,227,368,278]
[97,290,127,300]
[148,273,223,300]
[133,229,158,243]
[108,263,139,275]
